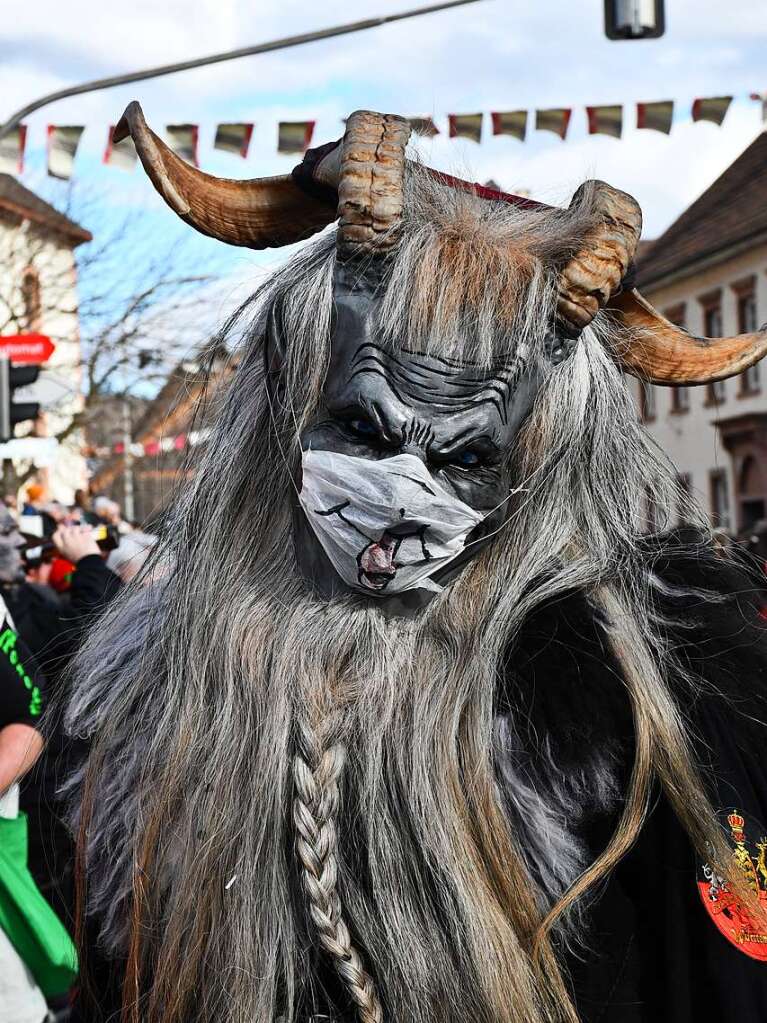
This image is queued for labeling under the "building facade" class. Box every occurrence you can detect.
[89,350,232,527]
[634,130,767,534]
[0,174,91,501]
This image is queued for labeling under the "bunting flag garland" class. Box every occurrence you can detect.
[535,108,572,140]
[103,126,137,170]
[21,91,761,184]
[692,96,733,126]
[85,428,211,460]
[0,125,27,174]
[636,100,674,134]
[47,125,84,180]
[408,116,440,137]
[214,122,254,158]
[277,121,315,154]
[448,113,483,143]
[165,124,199,166]
[491,110,527,141]
[586,104,622,138]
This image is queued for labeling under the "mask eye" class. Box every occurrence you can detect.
[349,417,379,440]
[454,450,481,467]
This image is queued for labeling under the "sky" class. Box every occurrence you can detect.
[3,0,767,335]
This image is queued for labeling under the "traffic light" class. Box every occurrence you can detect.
[0,356,41,442]
[604,1,665,40]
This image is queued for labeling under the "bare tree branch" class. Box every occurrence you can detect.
[0,183,227,491]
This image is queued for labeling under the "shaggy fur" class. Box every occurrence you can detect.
[64,172,748,1023]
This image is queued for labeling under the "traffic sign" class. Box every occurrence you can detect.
[0,334,56,364]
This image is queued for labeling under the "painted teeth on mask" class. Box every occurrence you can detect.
[358,537,398,590]
[299,450,485,596]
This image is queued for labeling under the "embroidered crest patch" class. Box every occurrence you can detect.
[698,808,767,961]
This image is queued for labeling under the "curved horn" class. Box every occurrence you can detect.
[608,288,767,385]
[557,180,643,337]
[336,110,411,257]
[113,101,336,249]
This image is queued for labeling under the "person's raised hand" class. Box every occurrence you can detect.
[53,524,100,564]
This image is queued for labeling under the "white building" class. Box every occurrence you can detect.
[633,129,767,534]
[0,174,91,502]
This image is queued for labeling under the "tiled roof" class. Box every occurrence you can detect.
[635,238,655,263]
[636,130,767,289]
[0,174,92,245]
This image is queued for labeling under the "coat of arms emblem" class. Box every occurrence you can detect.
[698,808,767,961]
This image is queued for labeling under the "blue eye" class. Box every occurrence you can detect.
[349,418,378,438]
[456,450,481,467]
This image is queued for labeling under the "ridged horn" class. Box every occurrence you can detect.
[609,288,767,385]
[113,101,337,249]
[336,110,411,257]
[557,180,643,337]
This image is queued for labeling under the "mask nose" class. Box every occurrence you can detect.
[397,420,433,464]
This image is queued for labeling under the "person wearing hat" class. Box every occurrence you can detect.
[21,484,46,518]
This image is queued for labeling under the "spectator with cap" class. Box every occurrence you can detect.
[21,484,46,518]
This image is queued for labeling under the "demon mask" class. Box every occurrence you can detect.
[115,104,767,603]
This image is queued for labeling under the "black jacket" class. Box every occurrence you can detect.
[0,610,46,730]
[68,554,123,624]
[18,556,123,930]
[508,537,767,1022]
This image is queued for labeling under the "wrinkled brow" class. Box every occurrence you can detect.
[347,343,520,426]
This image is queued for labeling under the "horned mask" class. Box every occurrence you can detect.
[115,102,767,385]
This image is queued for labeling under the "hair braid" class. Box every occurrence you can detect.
[293,715,383,1023]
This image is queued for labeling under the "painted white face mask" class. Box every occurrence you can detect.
[298,449,485,595]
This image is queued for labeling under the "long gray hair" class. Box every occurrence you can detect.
[66,173,739,1023]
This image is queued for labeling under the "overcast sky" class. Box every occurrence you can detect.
[4,0,767,327]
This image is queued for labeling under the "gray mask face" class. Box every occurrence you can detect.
[279,270,551,605]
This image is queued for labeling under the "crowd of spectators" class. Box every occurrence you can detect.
[0,482,156,1022]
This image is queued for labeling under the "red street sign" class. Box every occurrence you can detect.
[0,334,56,364]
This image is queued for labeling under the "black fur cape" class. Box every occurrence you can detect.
[75,532,767,1023]
[503,531,767,1022]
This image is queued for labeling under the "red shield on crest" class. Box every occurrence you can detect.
[698,808,767,961]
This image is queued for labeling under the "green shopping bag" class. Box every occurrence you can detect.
[0,811,78,997]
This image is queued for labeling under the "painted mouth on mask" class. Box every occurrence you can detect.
[357,537,398,590]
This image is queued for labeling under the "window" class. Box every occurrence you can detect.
[665,304,689,414]
[677,473,692,525]
[20,267,41,331]
[639,380,656,421]
[701,294,725,405]
[665,302,687,327]
[671,386,690,413]
[737,288,760,395]
[737,454,766,531]
[709,469,731,529]
[703,302,722,337]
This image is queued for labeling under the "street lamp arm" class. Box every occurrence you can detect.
[0,0,485,143]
